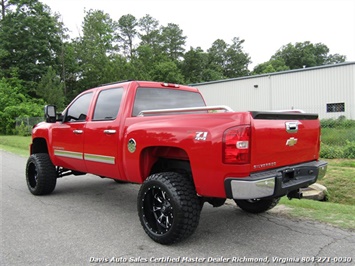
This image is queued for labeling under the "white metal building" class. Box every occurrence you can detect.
[192,62,355,119]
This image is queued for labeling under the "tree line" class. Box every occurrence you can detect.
[0,0,346,134]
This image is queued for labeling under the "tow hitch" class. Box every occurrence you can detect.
[287,189,303,199]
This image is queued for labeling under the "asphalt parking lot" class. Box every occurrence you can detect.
[1,150,354,265]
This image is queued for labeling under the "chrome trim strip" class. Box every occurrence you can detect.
[230,177,275,199]
[54,150,83,160]
[84,153,115,164]
[138,105,233,116]
[54,150,115,164]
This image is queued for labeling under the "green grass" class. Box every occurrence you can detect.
[279,159,355,230]
[0,135,31,157]
[318,160,355,205]
[321,127,355,146]
[1,134,354,230]
[280,198,355,230]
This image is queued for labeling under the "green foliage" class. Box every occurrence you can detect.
[320,118,355,159]
[321,116,355,128]
[138,14,160,48]
[253,41,346,74]
[0,77,44,134]
[151,61,184,84]
[61,41,81,100]
[37,66,65,109]
[0,3,349,136]
[181,47,208,83]
[14,121,32,136]
[160,23,186,61]
[118,14,138,59]
[321,118,355,146]
[320,143,344,159]
[253,58,290,74]
[207,38,251,79]
[272,41,346,69]
[223,37,251,78]
[75,9,120,90]
[0,0,67,92]
[343,141,355,159]
[321,128,355,146]
[0,0,9,20]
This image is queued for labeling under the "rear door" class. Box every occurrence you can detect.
[84,87,124,178]
[250,112,321,171]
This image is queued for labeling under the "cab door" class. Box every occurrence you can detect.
[51,92,93,172]
[84,87,124,179]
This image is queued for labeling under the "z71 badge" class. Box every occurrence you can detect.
[195,132,208,141]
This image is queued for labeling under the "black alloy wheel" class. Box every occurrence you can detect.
[137,172,200,245]
[25,153,57,195]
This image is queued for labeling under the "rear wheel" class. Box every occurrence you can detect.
[26,153,57,195]
[234,198,280,213]
[137,172,200,245]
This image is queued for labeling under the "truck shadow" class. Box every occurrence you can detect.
[49,174,308,248]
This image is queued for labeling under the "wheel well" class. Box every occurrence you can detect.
[31,138,48,154]
[150,158,192,177]
[140,146,192,181]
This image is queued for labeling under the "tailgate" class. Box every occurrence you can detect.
[250,111,321,172]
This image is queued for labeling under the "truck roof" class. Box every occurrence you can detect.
[94,80,200,93]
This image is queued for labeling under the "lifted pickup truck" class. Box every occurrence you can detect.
[26,80,327,244]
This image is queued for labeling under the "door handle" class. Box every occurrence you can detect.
[104,129,116,134]
[73,130,83,134]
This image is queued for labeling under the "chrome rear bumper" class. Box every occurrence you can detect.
[225,161,327,200]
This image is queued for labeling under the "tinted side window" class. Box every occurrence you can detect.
[132,88,206,116]
[93,88,124,120]
[66,92,93,121]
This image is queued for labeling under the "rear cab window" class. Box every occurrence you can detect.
[132,88,206,116]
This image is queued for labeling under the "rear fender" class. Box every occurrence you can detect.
[139,146,191,182]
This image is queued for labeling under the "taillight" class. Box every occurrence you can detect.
[223,125,250,164]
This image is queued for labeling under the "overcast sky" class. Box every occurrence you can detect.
[41,0,355,69]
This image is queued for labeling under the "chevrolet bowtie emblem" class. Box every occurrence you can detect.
[286,137,298,146]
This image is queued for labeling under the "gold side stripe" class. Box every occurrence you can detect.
[84,153,115,165]
[54,150,83,160]
[54,149,115,165]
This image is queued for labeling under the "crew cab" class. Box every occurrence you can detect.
[25,80,327,244]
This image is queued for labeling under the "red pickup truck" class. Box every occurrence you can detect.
[26,80,327,244]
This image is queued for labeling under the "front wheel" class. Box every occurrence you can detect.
[234,198,280,214]
[26,153,57,195]
[137,172,201,245]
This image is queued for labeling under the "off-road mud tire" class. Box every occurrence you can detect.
[26,153,57,195]
[137,172,200,245]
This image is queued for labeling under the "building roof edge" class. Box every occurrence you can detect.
[190,61,355,86]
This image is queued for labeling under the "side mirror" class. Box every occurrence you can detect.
[45,105,57,123]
